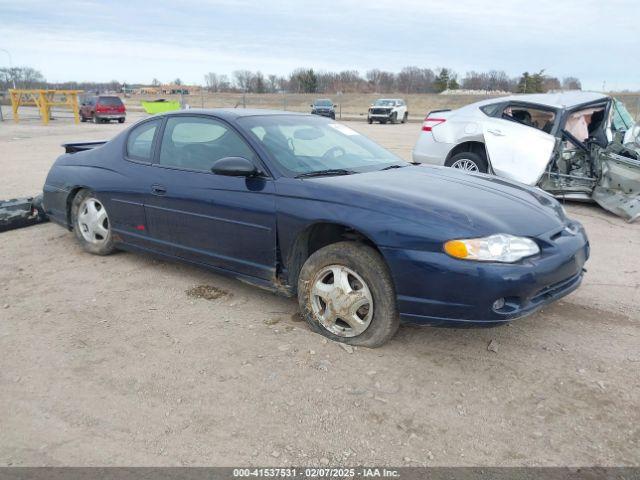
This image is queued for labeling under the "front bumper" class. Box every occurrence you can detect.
[382,222,590,326]
[312,110,335,118]
[368,111,392,119]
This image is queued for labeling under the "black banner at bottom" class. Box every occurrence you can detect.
[0,467,639,480]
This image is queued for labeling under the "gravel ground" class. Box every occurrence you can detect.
[0,111,639,466]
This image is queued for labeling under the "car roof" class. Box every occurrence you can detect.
[473,91,609,110]
[161,108,310,120]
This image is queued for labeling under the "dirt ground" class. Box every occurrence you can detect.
[0,111,639,467]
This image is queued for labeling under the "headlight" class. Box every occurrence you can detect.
[444,234,540,263]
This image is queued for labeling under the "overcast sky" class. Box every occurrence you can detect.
[1,0,639,90]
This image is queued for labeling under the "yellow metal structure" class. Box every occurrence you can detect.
[9,89,83,125]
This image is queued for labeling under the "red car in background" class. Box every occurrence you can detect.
[80,95,126,124]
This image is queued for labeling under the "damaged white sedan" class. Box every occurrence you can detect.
[412,91,640,222]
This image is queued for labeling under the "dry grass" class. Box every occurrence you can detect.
[125,92,501,119]
[124,91,640,120]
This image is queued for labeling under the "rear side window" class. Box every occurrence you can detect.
[99,96,123,106]
[159,116,256,172]
[126,120,159,161]
[480,102,503,116]
[501,104,556,133]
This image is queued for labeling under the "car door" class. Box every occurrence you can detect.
[482,105,557,185]
[144,114,277,280]
[105,117,162,251]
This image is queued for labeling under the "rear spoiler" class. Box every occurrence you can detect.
[62,141,107,154]
[426,109,451,117]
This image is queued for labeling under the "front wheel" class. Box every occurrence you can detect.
[445,151,488,173]
[118,118,125,123]
[92,114,99,124]
[297,242,399,347]
[367,117,373,124]
[71,189,115,255]
[390,112,398,124]
[401,112,408,124]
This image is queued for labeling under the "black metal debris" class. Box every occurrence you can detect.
[0,194,49,233]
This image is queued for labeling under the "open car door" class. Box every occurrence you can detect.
[482,118,556,185]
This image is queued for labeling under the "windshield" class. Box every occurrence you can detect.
[314,99,332,107]
[374,99,396,106]
[238,115,404,177]
[612,100,634,132]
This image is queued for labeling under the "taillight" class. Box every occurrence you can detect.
[422,117,446,132]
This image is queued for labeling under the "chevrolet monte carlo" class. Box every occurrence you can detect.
[43,109,590,347]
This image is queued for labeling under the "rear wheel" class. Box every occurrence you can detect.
[71,189,115,255]
[445,151,488,173]
[297,241,399,347]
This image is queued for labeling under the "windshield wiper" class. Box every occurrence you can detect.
[295,169,356,178]
[379,164,408,171]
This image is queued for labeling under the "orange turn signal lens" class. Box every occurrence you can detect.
[444,240,469,259]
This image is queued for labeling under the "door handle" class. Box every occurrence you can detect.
[487,128,505,136]
[151,184,167,196]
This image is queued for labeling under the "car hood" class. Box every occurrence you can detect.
[288,165,567,237]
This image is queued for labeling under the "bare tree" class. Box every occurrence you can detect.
[0,66,46,90]
[233,70,254,91]
[204,72,221,92]
[562,77,582,90]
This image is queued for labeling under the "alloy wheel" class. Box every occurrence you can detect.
[451,158,479,172]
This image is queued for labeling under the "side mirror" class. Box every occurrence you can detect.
[211,157,260,177]
[310,104,314,108]
[333,104,337,108]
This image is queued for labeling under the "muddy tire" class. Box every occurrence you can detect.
[297,241,399,348]
[70,189,115,255]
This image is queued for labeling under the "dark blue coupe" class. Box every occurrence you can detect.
[43,109,589,347]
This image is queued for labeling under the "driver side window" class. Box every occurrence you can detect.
[159,116,256,172]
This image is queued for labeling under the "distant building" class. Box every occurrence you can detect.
[136,84,202,95]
